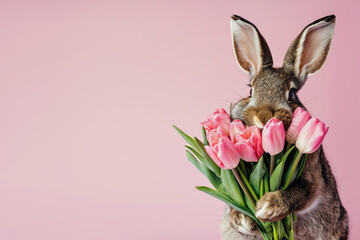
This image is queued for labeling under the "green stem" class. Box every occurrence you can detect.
[232,168,256,207]
[270,155,275,176]
[236,166,259,201]
[272,222,278,240]
[239,159,248,178]
[289,213,295,240]
[283,152,303,189]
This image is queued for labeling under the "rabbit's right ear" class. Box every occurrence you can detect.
[231,15,273,81]
[283,15,336,88]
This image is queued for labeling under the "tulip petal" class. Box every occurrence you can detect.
[217,137,240,169]
[207,129,223,147]
[233,126,263,162]
[303,127,327,153]
[262,119,285,155]
[230,120,246,143]
[200,120,213,132]
[201,108,231,133]
[286,107,311,144]
[235,142,259,162]
[296,118,329,154]
[205,145,224,168]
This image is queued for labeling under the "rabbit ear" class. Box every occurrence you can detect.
[231,15,273,81]
[283,15,336,87]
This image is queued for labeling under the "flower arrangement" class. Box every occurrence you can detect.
[174,107,328,240]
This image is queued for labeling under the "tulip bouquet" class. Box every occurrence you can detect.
[174,107,328,240]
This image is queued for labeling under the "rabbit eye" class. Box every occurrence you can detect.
[288,88,296,101]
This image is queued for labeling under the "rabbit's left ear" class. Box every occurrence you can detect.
[231,15,273,81]
[283,15,336,87]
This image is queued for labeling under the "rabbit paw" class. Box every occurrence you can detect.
[229,208,258,235]
[255,190,289,222]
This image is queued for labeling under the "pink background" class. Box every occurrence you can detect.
[0,0,359,239]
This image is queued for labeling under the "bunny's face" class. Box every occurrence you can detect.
[231,67,295,129]
[229,15,335,129]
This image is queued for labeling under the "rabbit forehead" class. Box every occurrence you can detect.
[251,67,291,106]
[230,67,296,121]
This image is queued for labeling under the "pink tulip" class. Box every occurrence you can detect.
[230,120,246,142]
[262,118,286,155]
[286,107,311,144]
[201,108,231,134]
[296,118,329,154]
[233,126,263,162]
[205,129,240,169]
[206,127,228,146]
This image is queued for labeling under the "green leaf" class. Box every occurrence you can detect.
[295,154,308,181]
[221,169,245,206]
[269,146,296,192]
[276,220,286,240]
[262,221,272,234]
[173,125,200,152]
[264,169,270,193]
[270,160,286,192]
[185,145,205,163]
[272,223,278,240]
[289,227,295,240]
[282,169,298,191]
[196,186,252,218]
[275,150,284,160]
[218,183,228,195]
[284,229,289,239]
[249,157,265,197]
[236,167,259,202]
[259,230,272,240]
[244,195,255,214]
[286,213,296,240]
[260,179,265,198]
[281,145,296,163]
[266,222,273,233]
[195,186,265,228]
[186,150,202,172]
[283,215,291,232]
[194,137,221,177]
[202,165,221,190]
[202,127,209,146]
[282,150,301,189]
[186,150,222,189]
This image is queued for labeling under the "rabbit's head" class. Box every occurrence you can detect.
[230,15,335,129]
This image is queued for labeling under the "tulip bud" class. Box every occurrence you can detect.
[286,107,311,144]
[296,118,329,154]
[262,118,286,155]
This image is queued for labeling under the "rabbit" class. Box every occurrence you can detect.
[220,15,349,240]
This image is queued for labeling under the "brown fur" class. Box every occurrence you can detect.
[222,15,348,240]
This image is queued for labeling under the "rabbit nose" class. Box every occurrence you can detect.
[254,109,273,128]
